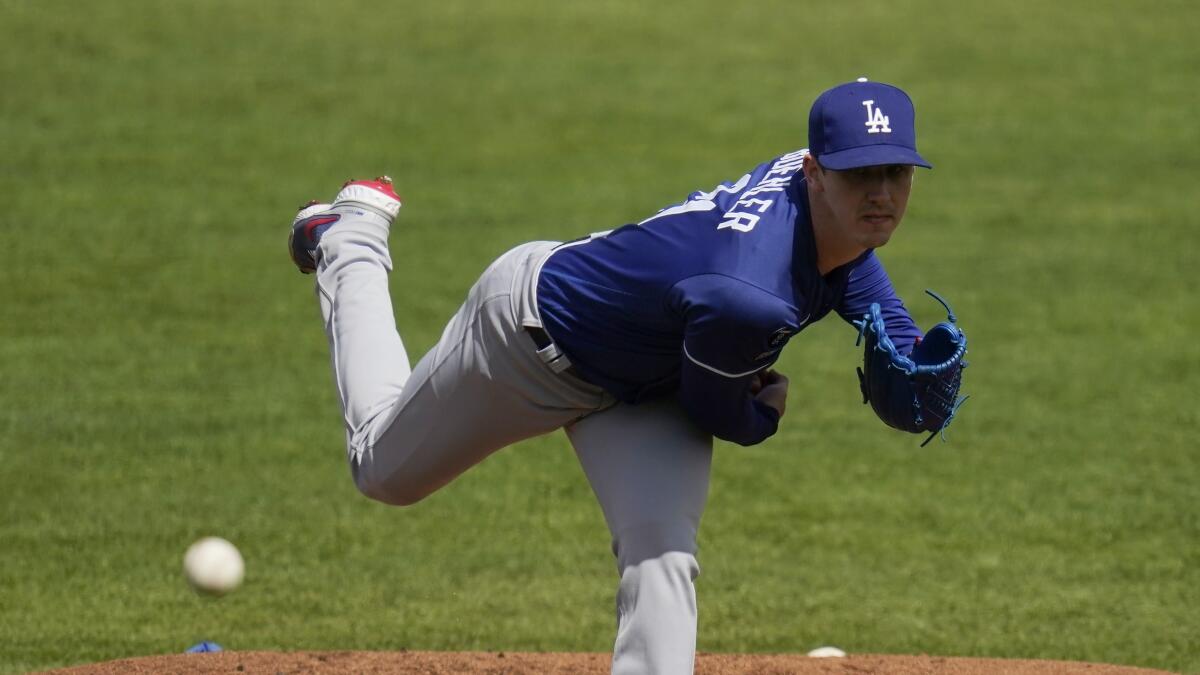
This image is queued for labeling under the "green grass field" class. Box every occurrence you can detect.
[2,0,1197,672]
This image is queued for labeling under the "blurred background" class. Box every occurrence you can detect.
[2,1,1197,672]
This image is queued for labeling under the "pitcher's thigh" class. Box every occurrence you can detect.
[349,346,564,505]
[567,398,713,569]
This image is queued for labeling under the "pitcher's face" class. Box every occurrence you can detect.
[815,163,915,250]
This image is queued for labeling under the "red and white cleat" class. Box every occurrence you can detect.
[332,175,403,221]
[288,176,403,274]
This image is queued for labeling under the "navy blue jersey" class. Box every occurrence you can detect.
[536,149,920,445]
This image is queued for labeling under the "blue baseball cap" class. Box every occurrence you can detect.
[808,78,931,170]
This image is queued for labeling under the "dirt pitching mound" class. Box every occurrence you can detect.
[38,650,1175,674]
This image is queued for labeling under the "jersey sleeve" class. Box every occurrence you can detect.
[670,275,799,446]
[837,251,921,355]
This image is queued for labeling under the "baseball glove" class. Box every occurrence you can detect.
[855,290,969,446]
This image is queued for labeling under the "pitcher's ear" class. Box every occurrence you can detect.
[802,152,824,190]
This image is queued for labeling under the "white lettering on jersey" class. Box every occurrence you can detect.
[777,149,807,164]
[639,149,810,234]
[691,173,751,202]
[716,212,760,232]
[716,150,808,233]
[639,199,716,225]
[763,156,805,179]
[863,100,891,134]
[640,174,752,226]
[741,176,792,199]
[732,197,773,214]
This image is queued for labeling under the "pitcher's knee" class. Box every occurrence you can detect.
[350,457,432,507]
[612,521,701,577]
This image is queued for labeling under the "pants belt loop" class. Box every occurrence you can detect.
[526,326,574,374]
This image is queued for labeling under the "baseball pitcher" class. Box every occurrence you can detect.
[287,79,967,674]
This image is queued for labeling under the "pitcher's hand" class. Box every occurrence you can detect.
[751,369,789,418]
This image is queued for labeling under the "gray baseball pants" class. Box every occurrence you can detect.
[313,208,713,674]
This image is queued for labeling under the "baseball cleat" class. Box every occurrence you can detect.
[288,200,335,274]
[333,175,403,221]
[288,176,402,274]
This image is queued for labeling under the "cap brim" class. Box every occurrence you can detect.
[818,145,932,170]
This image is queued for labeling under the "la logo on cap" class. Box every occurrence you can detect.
[863,100,891,134]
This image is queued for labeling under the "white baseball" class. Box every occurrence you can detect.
[183,536,244,596]
[807,646,847,658]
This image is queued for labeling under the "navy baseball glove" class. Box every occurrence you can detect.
[855,290,969,446]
